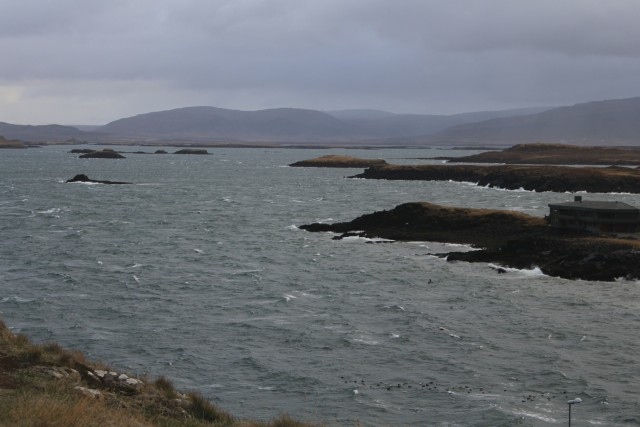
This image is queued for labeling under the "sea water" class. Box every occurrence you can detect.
[1,145,640,426]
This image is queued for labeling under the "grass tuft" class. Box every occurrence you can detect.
[154,375,178,399]
[268,413,316,427]
[56,348,87,368]
[187,391,235,425]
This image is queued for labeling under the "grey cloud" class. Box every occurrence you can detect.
[1,0,640,123]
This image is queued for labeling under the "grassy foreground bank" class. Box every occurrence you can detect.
[0,319,320,427]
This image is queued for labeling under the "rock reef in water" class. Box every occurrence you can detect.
[442,143,640,165]
[70,148,209,155]
[174,148,209,155]
[351,164,640,193]
[66,174,131,184]
[290,154,388,168]
[300,202,640,281]
[78,149,125,159]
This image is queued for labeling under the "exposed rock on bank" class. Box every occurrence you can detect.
[78,149,125,159]
[442,143,640,165]
[351,164,640,193]
[0,318,315,426]
[66,174,131,184]
[300,202,640,281]
[290,154,387,168]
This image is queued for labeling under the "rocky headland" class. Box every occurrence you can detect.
[439,143,640,165]
[289,154,388,168]
[66,174,131,185]
[300,202,640,281]
[351,163,640,193]
[0,318,316,427]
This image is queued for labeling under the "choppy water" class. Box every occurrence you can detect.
[2,145,640,426]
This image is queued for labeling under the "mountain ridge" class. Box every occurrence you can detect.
[429,96,640,146]
[95,105,553,143]
[2,96,640,146]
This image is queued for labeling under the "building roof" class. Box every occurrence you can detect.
[548,200,639,212]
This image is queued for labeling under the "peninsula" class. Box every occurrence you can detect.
[350,164,640,193]
[440,143,640,165]
[300,202,640,281]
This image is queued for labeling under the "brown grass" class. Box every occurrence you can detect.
[0,319,323,427]
[290,155,387,168]
[154,376,179,399]
[2,389,150,427]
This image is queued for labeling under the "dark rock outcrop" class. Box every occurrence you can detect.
[66,174,131,184]
[447,235,640,282]
[78,149,125,159]
[290,155,388,168]
[351,164,640,193]
[174,149,209,155]
[300,202,640,281]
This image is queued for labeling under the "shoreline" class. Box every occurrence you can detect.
[0,318,317,426]
[300,202,640,282]
[350,164,640,193]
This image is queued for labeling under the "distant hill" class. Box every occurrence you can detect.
[98,105,551,143]
[429,97,640,146]
[9,97,640,146]
[0,122,99,142]
[99,107,358,142]
[342,107,551,140]
[324,109,399,120]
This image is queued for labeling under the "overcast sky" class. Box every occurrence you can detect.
[2,0,640,125]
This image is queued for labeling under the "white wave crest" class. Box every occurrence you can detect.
[488,264,545,277]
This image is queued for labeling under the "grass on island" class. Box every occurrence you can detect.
[290,154,387,167]
[0,319,320,427]
[447,143,640,165]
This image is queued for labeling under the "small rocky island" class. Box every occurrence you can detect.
[351,164,640,193]
[290,154,388,168]
[440,143,640,165]
[66,174,131,184]
[70,148,209,156]
[301,202,640,281]
[77,149,126,159]
[173,148,209,155]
